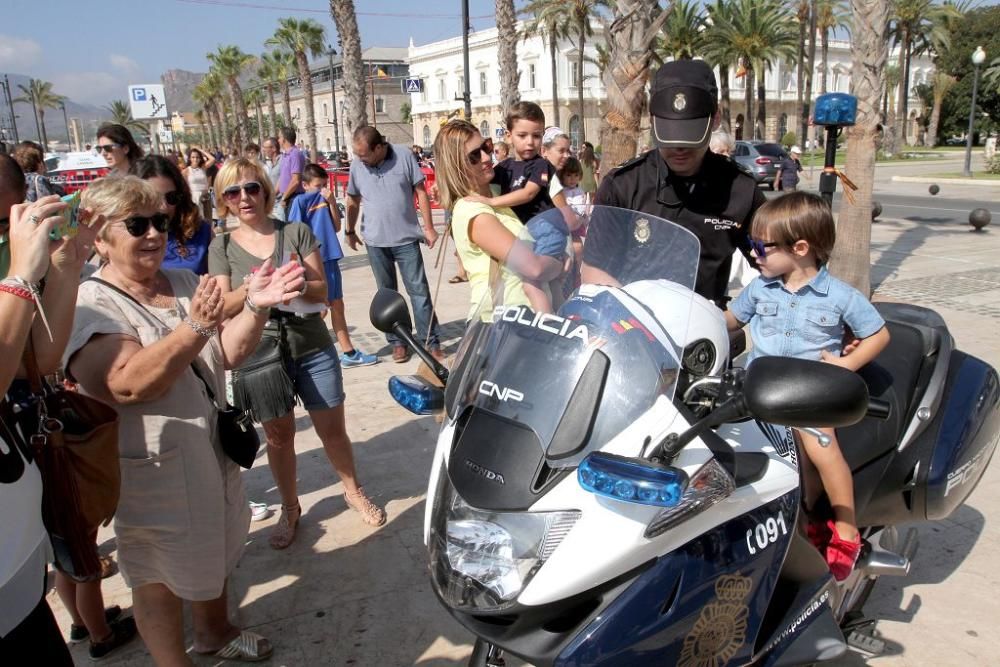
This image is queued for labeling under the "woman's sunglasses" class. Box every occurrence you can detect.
[163,191,183,206]
[467,141,493,166]
[96,143,120,153]
[747,236,780,257]
[222,181,263,201]
[122,213,170,237]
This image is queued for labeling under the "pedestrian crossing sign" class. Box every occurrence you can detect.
[403,78,423,94]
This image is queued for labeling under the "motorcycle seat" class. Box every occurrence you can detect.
[838,303,945,471]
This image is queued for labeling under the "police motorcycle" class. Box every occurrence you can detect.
[369,206,1000,666]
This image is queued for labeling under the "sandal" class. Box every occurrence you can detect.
[99,555,117,579]
[344,487,387,527]
[198,630,273,662]
[268,502,301,550]
[448,275,469,284]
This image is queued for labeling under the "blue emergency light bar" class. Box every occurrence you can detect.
[813,93,857,127]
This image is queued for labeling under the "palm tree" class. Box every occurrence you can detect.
[522,0,568,127]
[496,0,521,122]
[14,79,64,149]
[655,0,706,61]
[267,17,326,152]
[883,63,901,153]
[926,70,956,146]
[713,0,798,140]
[267,49,296,131]
[817,0,851,93]
[829,0,890,296]
[104,100,148,137]
[563,0,610,144]
[246,86,266,146]
[889,0,961,146]
[207,45,255,149]
[598,0,672,168]
[329,0,368,132]
[792,0,811,140]
[703,0,740,133]
[195,109,212,149]
[192,81,219,149]
[258,51,283,137]
[202,71,230,149]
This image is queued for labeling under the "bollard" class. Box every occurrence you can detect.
[969,208,991,231]
[929,184,940,195]
[872,201,882,222]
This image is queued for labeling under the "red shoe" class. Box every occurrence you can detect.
[806,520,832,552]
[826,520,861,581]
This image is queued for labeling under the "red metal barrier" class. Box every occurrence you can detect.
[327,166,440,209]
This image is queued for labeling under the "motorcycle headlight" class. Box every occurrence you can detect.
[429,464,579,612]
[644,458,735,538]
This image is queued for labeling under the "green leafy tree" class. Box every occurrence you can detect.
[522,0,569,127]
[207,45,255,148]
[14,79,65,149]
[267,17,327,153]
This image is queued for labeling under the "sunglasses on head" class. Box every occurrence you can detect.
[747,236,780,257]
[221,181,262,201]
[467,141,492,166]
[96,143,120,153]
[122,213,170,237]
[163,191,182,206]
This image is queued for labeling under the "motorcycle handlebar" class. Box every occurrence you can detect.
[867,398,891,420]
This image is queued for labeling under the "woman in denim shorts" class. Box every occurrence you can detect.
[208,158,386,550]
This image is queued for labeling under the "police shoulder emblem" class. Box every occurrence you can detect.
[634,218,651,244]
[673,93,687,112]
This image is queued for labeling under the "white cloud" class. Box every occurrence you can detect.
[0,35,42,71]
[109,54,140,73]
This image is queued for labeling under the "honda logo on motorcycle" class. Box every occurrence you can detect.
[478,380,524,403]
[465,458,505,485]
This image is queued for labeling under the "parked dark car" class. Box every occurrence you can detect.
[732,141,787,189]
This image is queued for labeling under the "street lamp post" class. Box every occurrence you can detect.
[327,45,341,154]
[964,46,986,178]
[60,101,71,150]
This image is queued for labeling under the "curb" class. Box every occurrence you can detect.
[891,175,1000,186]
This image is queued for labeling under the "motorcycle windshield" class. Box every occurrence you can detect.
[445,206,700,468]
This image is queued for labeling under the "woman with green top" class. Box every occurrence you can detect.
[207,158,385,550]
[433,120,554,321]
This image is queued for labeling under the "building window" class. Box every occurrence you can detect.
[323,103,328,119]
[570,61,579,88]
[479,71,487,95]
[438,79,446,101]
[375,97,385,113]
[569,115,581,150]
[778,113,788,139]
[480,120,489,137]
[529,63,536,89]
[422,125,431,147]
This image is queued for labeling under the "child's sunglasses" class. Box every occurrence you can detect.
[747,236,780,256]
[122,213,170,237]
[222,181,263,201]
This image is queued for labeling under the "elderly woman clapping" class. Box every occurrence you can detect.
[64,176,304,664]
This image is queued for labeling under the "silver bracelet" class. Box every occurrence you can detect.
[183,317,217,338]
[245,293,268,315]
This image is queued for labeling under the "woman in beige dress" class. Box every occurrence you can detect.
[64,176,305,664]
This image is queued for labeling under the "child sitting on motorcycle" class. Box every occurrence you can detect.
[724,191,891,580]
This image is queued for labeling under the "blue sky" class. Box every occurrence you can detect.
[1,0,499,106]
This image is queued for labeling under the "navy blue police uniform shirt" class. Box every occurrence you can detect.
[492,155,556,223]
[585,149,766,306]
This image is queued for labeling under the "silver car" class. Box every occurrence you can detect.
[732,141,787,189]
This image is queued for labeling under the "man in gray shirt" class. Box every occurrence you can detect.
[346,126,442,363]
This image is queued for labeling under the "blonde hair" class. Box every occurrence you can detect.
[433,120,483,211]
[81,176,162,244]
[213,157,275,218]
[751,191,836,266]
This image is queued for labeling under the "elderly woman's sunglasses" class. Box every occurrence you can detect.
[222,181,263,201]
[467,140,493,166]
[122,213,170,237]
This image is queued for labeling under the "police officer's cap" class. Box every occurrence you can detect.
[650,60,719,149]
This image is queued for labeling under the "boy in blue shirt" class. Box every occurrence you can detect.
[725,191,890,580]
[289,164,377,368]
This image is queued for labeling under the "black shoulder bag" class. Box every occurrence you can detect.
[88,277,261,469]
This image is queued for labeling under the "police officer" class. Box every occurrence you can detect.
[582,60,765,306]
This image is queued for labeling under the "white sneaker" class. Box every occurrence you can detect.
[250,502,273,522]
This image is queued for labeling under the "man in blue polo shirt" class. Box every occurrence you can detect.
[345,126,442,363]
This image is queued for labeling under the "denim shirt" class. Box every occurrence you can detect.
[729,266,885,363]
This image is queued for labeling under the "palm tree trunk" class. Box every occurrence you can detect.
[820,28,830,93]
[801,0,817,150]
[829,0,889,297]
[228,80,246,147]
[496,0,520,121]
[755,68,766,140]
[598,0,671,169]
[894,29,908,148]
[330,0,369,132]
[39,108,49,151]
[744,64,754,138]
[266,83,278,137]
[296,50,318,153]
[254,97,265,147]
[549,34,560,127]
[280,80,292,128]
[719,64,732,133]
[796,7,807,139]
[217,101,231,148]
[578,27,586,143]
[205,111,218,149]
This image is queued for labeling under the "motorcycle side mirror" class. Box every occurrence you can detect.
[369,288,412,334]
[743,357,869,427]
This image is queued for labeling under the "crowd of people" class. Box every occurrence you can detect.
[0,58,880,665]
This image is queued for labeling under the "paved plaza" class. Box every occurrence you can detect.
[55,165,1000,666]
